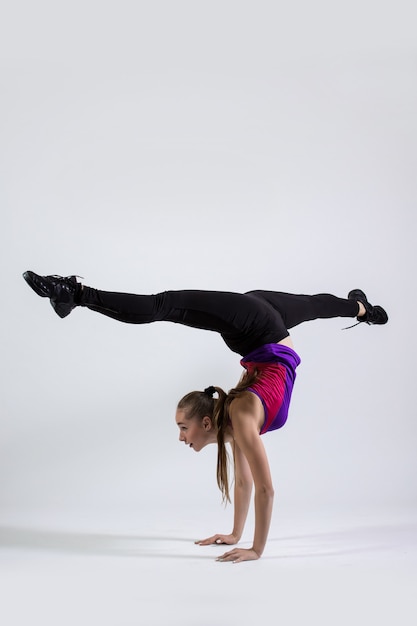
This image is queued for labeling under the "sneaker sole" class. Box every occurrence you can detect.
[50,300,74,319]
[372,305,389,325]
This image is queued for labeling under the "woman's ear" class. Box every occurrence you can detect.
[202,416,213,430]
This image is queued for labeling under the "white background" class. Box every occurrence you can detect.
[1,1,416,625]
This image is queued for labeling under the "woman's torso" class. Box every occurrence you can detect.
[238,342,301,435]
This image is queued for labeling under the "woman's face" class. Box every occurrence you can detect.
[175,409,215,452]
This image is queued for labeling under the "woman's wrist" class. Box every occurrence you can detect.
[251,545,263,557]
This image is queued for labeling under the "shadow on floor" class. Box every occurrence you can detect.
[0,526,209,558]
[1,520,416,560]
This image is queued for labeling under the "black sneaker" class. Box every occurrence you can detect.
[23,270,81,318]
[347,289,388,325]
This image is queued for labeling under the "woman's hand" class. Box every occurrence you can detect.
[195,533,239,546]
[216,547,260,563]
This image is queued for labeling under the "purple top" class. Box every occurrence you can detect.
[240,343,301,435]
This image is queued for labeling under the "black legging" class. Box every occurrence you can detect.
[78,287,359,356]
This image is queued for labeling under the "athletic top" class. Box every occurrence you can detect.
[240,343,301,435]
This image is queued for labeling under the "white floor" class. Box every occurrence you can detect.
[2,505,416,626]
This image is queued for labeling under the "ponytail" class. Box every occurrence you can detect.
[177,368,260,504]
[213,368,260,503]
[211,387,230,503]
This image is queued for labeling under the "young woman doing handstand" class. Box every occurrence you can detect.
[22,270,388,563]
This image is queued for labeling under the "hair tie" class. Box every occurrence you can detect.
[203,386,216,398]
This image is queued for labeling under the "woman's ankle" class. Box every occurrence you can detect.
[357,301,366,318]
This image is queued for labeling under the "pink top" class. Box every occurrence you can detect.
[240,343,301,434]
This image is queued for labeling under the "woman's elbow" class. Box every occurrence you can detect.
[257,484,275,499]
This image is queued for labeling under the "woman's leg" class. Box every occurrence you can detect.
[22,271,288,354]
[23,272,386,355]
[80,287,289,350]
[246,290,359,329]
[79,287,252,332]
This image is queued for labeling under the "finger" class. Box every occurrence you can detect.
[195,536,221,545]
[217,553,245,564]
[216,555,236,563]
[216,551,236,561]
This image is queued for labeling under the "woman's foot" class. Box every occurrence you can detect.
[348,289,388,325]
[22,271,81,318]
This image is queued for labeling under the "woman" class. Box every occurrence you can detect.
[22,270,388,563]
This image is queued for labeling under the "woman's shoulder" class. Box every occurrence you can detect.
[229,392,265,428]
[231,390,259,407]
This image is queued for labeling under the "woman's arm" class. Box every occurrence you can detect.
[194,441,253,547]
[231,440,254,540]
[217,397,274,563]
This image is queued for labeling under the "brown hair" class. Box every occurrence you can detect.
[177,368,259,503]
